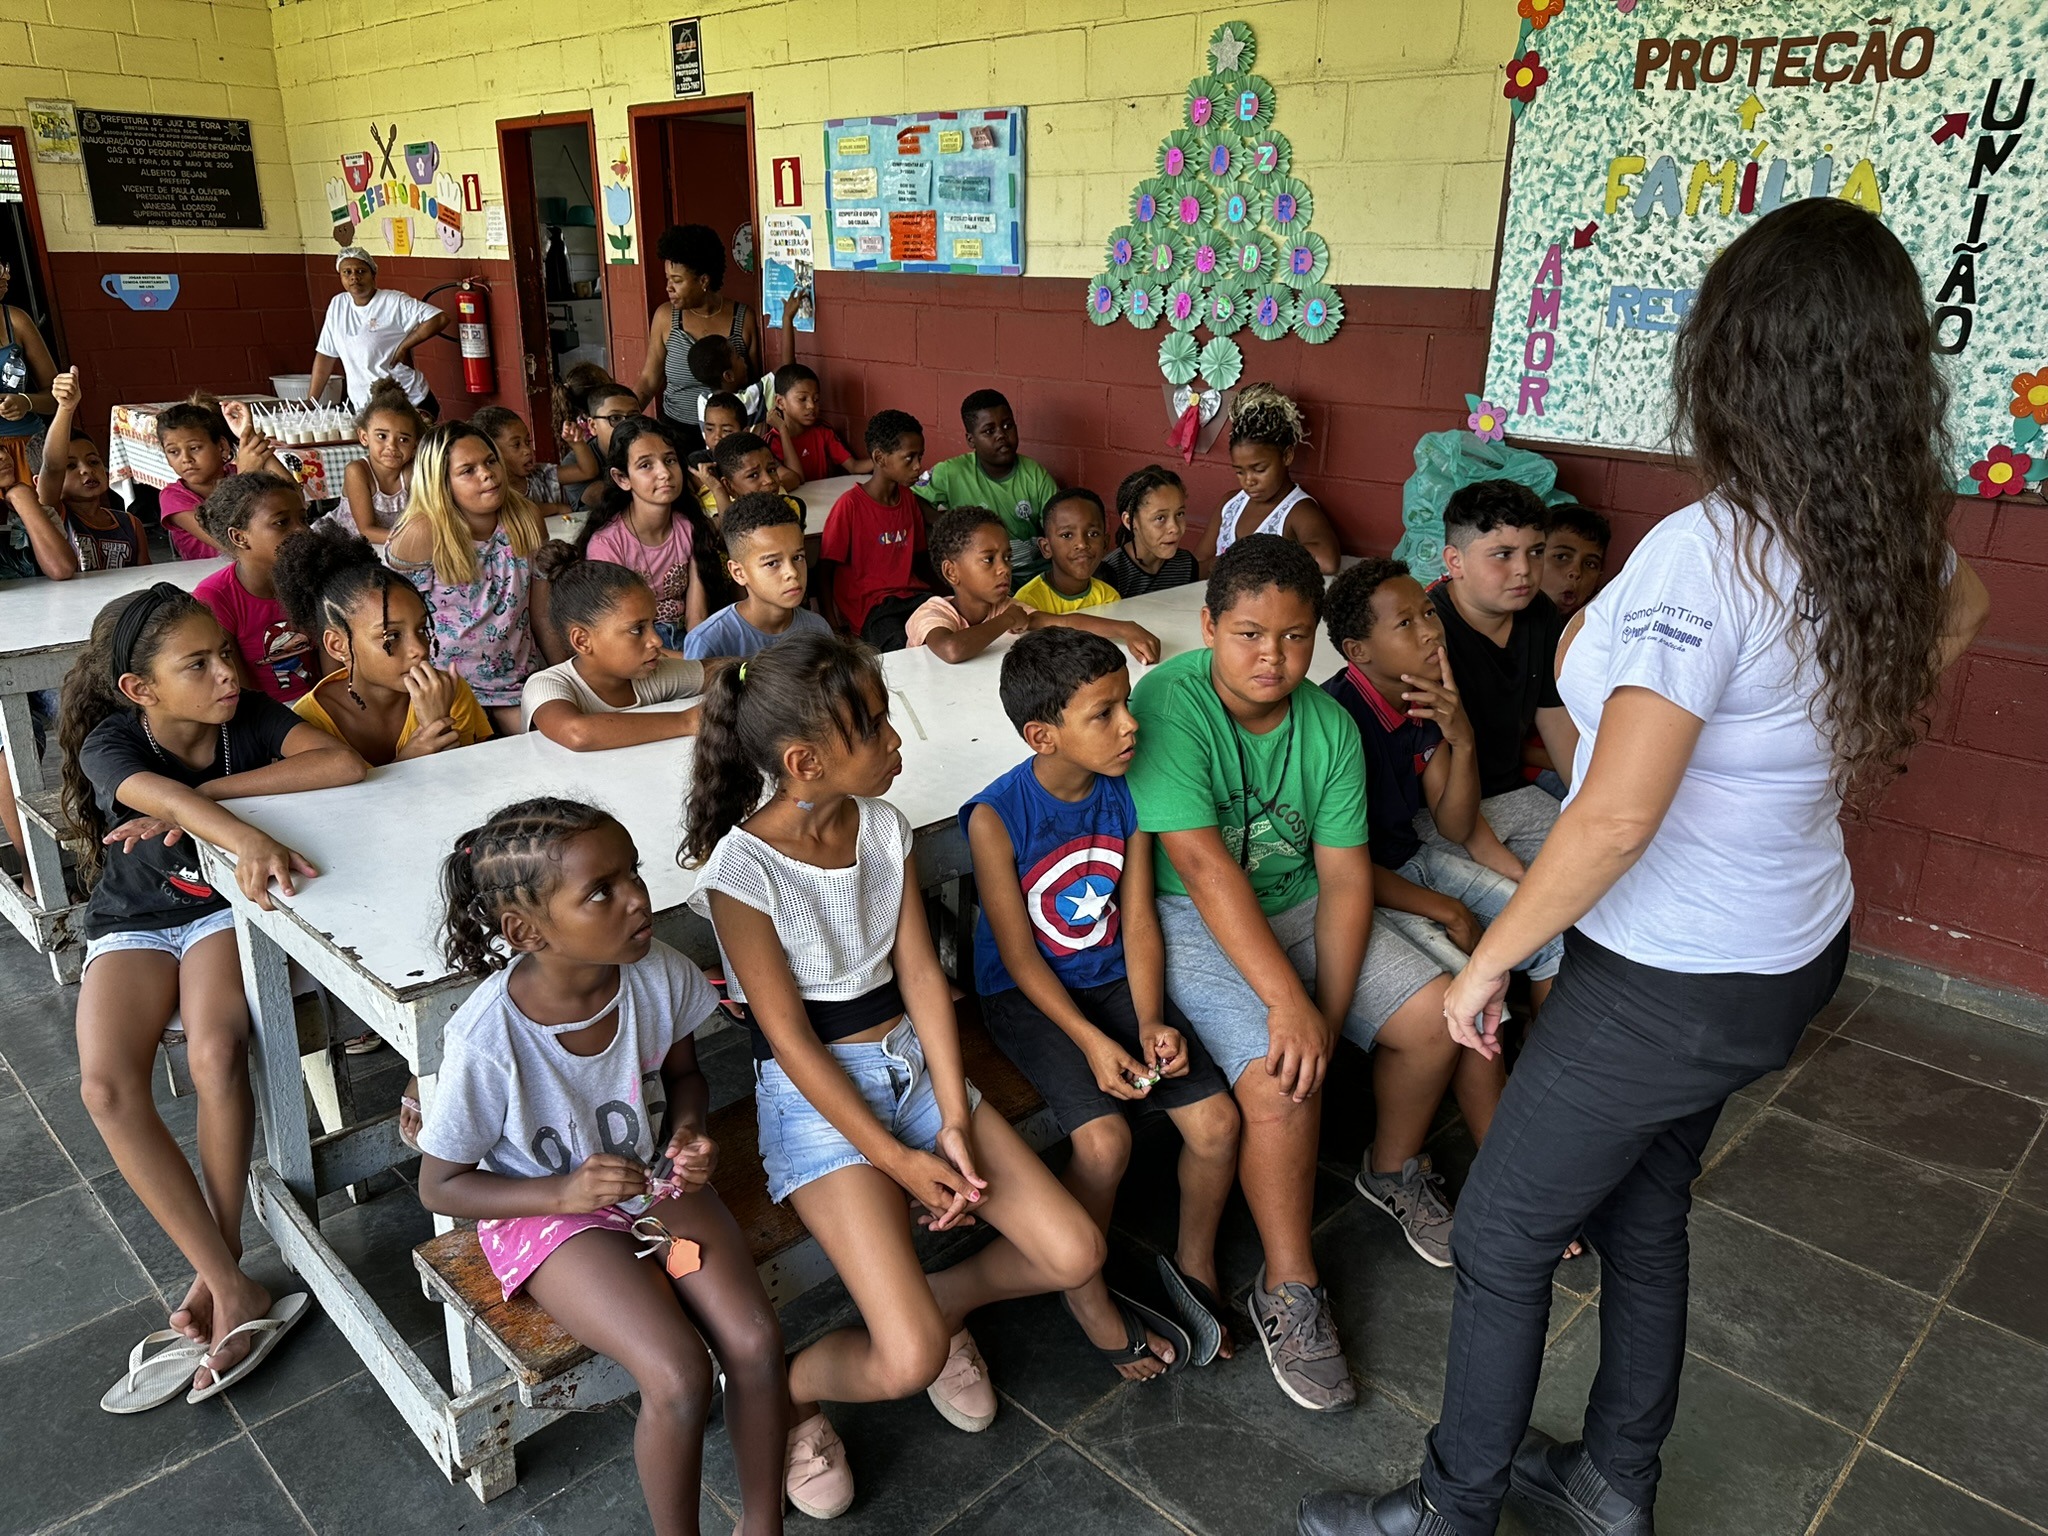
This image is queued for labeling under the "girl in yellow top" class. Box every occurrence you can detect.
[276,525,493,760]
[1013,489,1122,615]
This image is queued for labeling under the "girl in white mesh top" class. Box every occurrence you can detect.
[684,632,1106,1521]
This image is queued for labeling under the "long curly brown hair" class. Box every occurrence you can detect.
[1672,200,1952,800]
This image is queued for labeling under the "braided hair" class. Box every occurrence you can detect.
[274,524,420,707]
[440,798,623,977]
[1228,383,1309,451]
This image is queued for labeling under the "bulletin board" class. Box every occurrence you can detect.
[1482,1,2048,492]
[821,108,1025,275]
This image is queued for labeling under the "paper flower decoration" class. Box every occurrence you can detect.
[1201,132,1241,182]
[1198,334,1245,390]
[1164,275,1205,331]
[1267,176,1313,232]
[1125,282,1163,329]
[1968,443,2033,497]
[1208,19,1256,73]
[1244,130,1292,180]
[1231,75,1277,133]
[1131,178,1169,226]
[1216,184,1260,235]
[2011,369,2048,427]
[1186,75,1229,130]
[1292,283,1344,344]
[1086,275,1124,326]
[1504,51,1550,104]
[1159,129,1204,181]
[1468,400,1509,442]
[1144,233,1185,279]
[1159,330,1201,385]
[1189,236,1223,278]
[1519,0,1565,27]
[1105,224,1141,273]
[1246,283,1296,342]
[1167,177,1214,228]
[1203,283,1246,334]
[1229,230,1279,282]
[1281,232,1331,288]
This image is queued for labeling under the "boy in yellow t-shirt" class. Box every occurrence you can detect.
[1014,489,1120,615]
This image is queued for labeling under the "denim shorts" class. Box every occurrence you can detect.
[1156,891,1444,1085]
[1377,842,1564,983]
[82,908,237,972]
[753,1018,983,1204]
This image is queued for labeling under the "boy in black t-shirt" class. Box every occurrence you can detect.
[1322,559,1561,1009]
[1426,480,1573,872]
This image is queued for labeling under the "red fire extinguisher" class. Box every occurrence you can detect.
[456,281,492,395]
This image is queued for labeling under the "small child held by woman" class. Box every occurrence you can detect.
[384,422,559,736]
[60,583,364,1412]
[333,380,423,544]
[195,475,315,703]
[576,418,731,651]
[520,546,716,749]
[683,632,1106,1517]
[417,798,787,1536]
[1195,384,1340,575]
[1100,465,1199,598]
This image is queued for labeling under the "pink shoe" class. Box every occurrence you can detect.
[926,1328,996,1432]
[785,1411,854,1519]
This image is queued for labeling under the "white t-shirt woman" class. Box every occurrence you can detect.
[316,286,441,408]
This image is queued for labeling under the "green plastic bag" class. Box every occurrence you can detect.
[1391,422,1574,583]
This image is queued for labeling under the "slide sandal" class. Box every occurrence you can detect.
[1155,1254,1231,1368]
[184,1293,312,1405]
[100,1329,209,1415]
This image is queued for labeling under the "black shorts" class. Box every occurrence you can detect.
[859,593,925,653]
[980,976,1229,1135]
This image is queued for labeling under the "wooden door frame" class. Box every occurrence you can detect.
[494,109,605,454]
[0,127,68,363]
[625,93,759,317]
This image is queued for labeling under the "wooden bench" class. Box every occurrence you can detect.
[413,1012,1050,1408]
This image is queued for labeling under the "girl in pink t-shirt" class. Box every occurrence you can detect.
[576,418,729,650]
[192,474,317,703]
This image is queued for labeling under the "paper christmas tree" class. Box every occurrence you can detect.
[1086,20,1344,409]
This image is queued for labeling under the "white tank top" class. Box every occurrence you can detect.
[1214,483,1310,559]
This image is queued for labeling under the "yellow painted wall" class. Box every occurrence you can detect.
[0,0,297,253]
[271,0,1522,289]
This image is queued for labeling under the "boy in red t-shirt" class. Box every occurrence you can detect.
[765,363,873,489]
[817,410,935,651]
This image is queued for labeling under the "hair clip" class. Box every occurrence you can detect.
[737,663,748,684]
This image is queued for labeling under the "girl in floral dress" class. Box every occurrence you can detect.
[385,422,558,736]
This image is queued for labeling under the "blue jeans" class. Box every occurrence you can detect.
[1377,842,1563,982]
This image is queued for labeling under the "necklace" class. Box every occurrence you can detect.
[140,713,231,777]
[1229,705,1298,871]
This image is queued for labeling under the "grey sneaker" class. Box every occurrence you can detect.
[1356,1154,1454,1268]
[1248,1265,1356,1412]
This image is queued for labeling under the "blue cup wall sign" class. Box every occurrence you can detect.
[101,273,180,311]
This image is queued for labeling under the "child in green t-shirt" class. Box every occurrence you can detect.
[1126,535,1487,1414]
[925,388,1059,583]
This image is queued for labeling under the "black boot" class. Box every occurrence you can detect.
[1508,1430,1656,1534]
[1299,1478,1460,1536]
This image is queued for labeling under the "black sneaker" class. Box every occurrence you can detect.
[1509,1430,1656,1534]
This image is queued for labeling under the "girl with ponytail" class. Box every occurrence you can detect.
[418,798,786,1536]
[682,632,1106,1519]
[59,584,363,1412]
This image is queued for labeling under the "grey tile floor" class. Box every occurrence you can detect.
[5,920,2047,1536]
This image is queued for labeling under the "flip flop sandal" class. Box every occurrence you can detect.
[100,1329,209,1414]
[398,1094,423,1153]
[1067,1291,1190,1380]
[1155,1254,1231,1368]
[184,1293,312,1404]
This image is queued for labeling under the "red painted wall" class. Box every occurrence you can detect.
[796,270,2048,1001]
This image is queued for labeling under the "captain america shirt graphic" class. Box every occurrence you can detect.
[1023,835,1125,958]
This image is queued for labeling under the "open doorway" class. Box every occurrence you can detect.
[628,96,760,334]
[0,129,65,368]
[496,112,608,459]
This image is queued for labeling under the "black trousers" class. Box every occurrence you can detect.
[1419,922,1851,1535]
